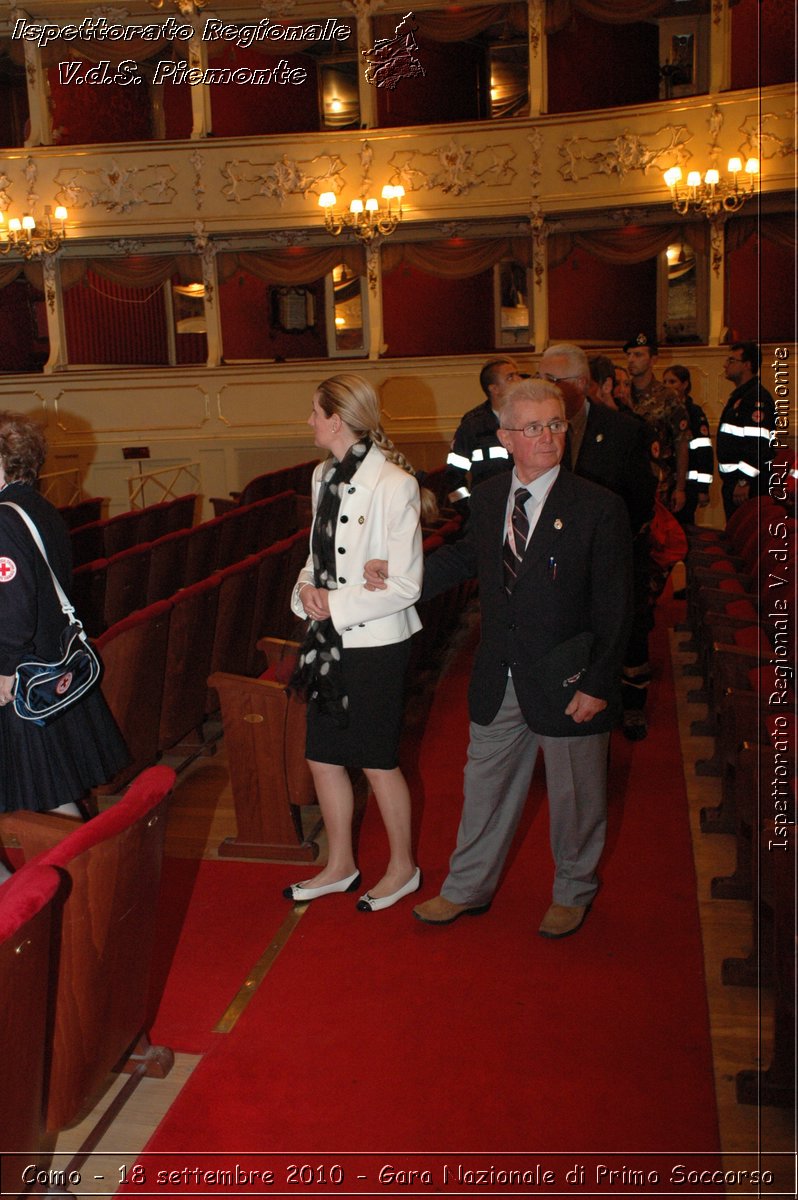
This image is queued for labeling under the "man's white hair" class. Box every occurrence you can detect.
[541,342,589,377]
[501,379,565,428]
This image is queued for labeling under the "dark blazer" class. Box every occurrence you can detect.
[0,482,74,675]
[423,468,632,737]
[573,402,656,537]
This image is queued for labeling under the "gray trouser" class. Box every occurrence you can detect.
[442,677,610,908]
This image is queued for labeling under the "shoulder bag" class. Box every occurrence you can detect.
[1,502,101,725]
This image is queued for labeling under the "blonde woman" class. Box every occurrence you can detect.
[285,375,427,912]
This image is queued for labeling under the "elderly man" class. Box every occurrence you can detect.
[443,357,521,510]
[370,380,632,938]
[538,342,656,741]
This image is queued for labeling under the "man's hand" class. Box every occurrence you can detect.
[298,585,331,621]
[564,691,607,723]
[733,481,751,507]
[0,674,15,707]
[363,559,389,591]
[670,487,686,513]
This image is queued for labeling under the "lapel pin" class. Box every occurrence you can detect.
[358,515,365,524]
[595,433,604,443]
[554,518,563,530]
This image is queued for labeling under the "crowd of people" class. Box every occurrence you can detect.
[285,341,774,936]
[0,342,775,938]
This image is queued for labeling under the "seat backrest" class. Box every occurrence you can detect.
[159,575,220,751]
[97,599,174,790]
[103,509,145,557]
[147,528,191,605]
[11,767,175,1131]
[0,861,62,1178]
[70,519,107,567]
[104,542,153,628]
[164,493,198,533]
[58,497,104,531]
[208,554,262,685]
[71,557,109,638]
[184,517,223,586]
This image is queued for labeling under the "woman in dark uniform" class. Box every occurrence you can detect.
[0,411,129,880]
[285,375,427,913]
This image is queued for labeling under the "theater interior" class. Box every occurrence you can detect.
[0,0,794,1195]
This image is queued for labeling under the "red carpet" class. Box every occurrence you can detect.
[147,858,302,1053]
[130,595,722,1191]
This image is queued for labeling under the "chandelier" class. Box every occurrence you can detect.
[0,205,69,258]
[319,186,405,244]
[663,158,759,218]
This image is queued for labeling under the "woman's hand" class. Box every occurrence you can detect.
[299,585,331,622]
[0,674,15,707]
[363,559,389,591]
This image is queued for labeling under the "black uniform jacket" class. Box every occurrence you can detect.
[573,402,656,538]
[0,483,74,676]
[422,468,633,737]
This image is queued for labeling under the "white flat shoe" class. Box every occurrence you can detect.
[283,870,361,902]
[356,867,422,912]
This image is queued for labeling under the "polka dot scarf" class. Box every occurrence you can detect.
[290,438,370,726]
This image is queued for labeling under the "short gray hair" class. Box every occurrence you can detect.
[501,379,564,428]
[541,342,589,377]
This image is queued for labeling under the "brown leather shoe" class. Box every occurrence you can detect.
[538,903,589,939]
[413,895,491,925]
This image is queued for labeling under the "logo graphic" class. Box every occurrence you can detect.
[55,672,73,695]
[0,557,17,582]
[362,11,425,90]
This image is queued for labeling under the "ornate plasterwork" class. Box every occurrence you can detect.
[527,126,543,193]
[528,201,561,291]
[558,125,692,183]
[0,173,11,214]
[262,231,310,245]
[53,160,177,213]
[738,110,796,162]
[528,0,543,56]
[189,149,205,211]
[388,139,516,197]
[221,154,345,205]
[109,238,145,253]
[436,222,470,238]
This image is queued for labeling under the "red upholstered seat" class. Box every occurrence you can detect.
[159,575,220,751]
[184,517,223,586]
[58,497,104,531]
[70,519,106,567]
[71,556,109,638]
[104,541,153,628]
[207,554,263,700]
[3,767,176,1132]
[163,493,198,533]
[0,861,62,1184]
[103,508,145,557]
[146,527,191,604]
[96,599,174,790]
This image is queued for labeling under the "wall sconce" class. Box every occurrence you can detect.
[664,158,759,218]
[319,186,405,244]
[0,205,69,258]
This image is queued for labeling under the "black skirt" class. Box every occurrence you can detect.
[305,639,412,770]
[0,685,130,813]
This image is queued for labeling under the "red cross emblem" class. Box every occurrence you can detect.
[55,672,73,695]
[0,557,16,582]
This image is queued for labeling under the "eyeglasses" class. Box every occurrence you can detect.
[536,371,582,384]
[725,356,744,364]
[503,419,569,439]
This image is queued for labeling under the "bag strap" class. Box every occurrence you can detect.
[0,501,80,626]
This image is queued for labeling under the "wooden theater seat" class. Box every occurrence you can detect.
[0,861,62,1189]
[210,638,319,863]
[0,767,176,1134]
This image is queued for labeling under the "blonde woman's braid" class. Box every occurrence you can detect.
[372,426,439,524]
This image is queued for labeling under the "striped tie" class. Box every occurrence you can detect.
[503,486,530,594]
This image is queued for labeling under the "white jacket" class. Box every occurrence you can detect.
[291,443,423,648]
